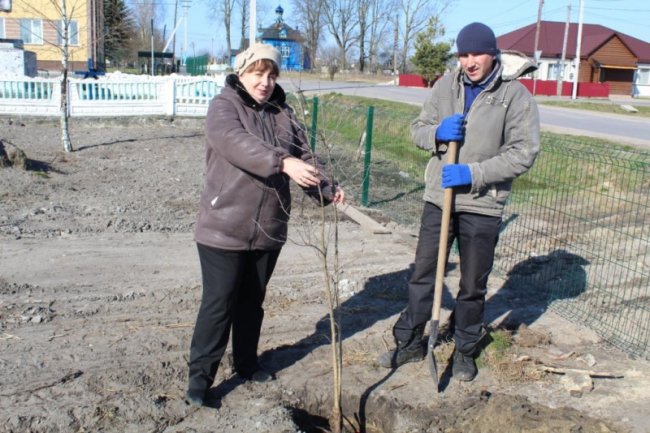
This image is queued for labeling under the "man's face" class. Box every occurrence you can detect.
[459,52,495,83]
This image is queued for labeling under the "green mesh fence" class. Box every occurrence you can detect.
[304,95,650,359]
[497,136,650,359]
[304,94,426,227]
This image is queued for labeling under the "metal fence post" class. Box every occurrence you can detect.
[310,96,319,152]
[361,105,374,207]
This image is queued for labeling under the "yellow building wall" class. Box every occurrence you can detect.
[1,0,91,68]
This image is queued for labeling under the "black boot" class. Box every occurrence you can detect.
[377,325,425,368]
[186,372,211,407]
[452,349,477,381]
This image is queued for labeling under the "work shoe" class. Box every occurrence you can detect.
[377,330,425,368]
[185,388,206,406]
[452,350,477,382]
[239,368,274,383]
[377,344,425,368]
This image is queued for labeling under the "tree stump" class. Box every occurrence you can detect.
[0,139,28,169]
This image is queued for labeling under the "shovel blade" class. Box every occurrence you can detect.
[427,319,439,386]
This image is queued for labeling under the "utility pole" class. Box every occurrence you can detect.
[556,0,571,96]
[181,0,191,65]
[532,0,544,96]
[572,0,585,100]
[249,0,256,46]
[150,18,154,76]
[173,0,178,63]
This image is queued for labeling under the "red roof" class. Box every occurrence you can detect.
[497,21,650,64]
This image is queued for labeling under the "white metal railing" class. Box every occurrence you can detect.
[0,73,225,117]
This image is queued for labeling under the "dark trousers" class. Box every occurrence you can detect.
[394,201,501,355]
[187,243,280,392]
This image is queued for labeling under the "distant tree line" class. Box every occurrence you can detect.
[102,0,455,75]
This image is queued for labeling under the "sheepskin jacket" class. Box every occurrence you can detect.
[195,74,335,250]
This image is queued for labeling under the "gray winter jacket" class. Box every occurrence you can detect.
[194,74,335,251]
[411,50,540,217]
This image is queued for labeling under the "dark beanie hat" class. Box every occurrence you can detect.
[456,22,499,55]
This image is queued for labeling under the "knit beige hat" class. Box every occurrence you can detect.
[234,43,281,74]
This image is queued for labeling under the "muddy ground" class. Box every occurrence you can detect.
[1,116,649,433]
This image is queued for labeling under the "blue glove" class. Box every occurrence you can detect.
[435,114,465,142]
[442,164,472,188]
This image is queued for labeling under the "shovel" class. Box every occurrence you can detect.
[426,140,458,387]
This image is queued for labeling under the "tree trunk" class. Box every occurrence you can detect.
[60,69,73,153]
[60,0,73,152]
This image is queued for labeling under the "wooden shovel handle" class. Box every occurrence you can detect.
[432,141,458,322]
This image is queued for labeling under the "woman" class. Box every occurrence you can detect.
[186,43,345,406]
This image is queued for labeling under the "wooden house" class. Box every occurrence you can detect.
[497,21,650,97]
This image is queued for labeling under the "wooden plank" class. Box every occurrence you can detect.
[339,204,391,234]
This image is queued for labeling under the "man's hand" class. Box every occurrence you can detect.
[442,164,472,188]
[435,114,465,142]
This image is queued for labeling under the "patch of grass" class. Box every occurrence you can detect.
[538,100,650,117]
[475,328,549,383]
[477,329,513,368]
[509,130,649,205]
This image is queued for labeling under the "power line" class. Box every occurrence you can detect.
[129,1,178,5]
[587,7,650,12]
[586,11,648,34]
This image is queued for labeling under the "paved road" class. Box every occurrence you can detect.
[279,78,650,150]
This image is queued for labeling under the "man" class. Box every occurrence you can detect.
[378,22,540,381]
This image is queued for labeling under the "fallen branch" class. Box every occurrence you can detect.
[0,370,83,397]
[0,333,21,341]
[538,364,623,379]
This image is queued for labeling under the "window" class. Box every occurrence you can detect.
[547,63,560,80]
[57,20,79,45]
[280,45,290,58]
[547,62,568,81]
[20,19,43,44]
[0,18,5,39]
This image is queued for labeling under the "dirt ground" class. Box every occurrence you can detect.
[1,116,649,433]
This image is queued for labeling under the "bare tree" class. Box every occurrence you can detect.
[356,0,371,72]
[319,44,340,79]
[205,0,236,59]
[397,0,452,73]
[58,0,73,152]
[282,98,346,433]
[131,0,166,51]
[16,0,89,151]
[365,0,392,71]
[237,0,248,48]
[322,0,358,70]
[291,0,325,71]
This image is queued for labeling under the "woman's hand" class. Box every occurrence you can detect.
[281,157,320,188]
[331,187,345,204]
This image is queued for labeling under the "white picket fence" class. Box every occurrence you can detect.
[0,74,225,117]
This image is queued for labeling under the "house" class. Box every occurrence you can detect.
[0,0,104,74]
[497,21,650,97]
[233,5,309,71]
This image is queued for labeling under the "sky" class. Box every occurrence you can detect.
[131,0,650,59]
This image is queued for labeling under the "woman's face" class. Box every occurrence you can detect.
[239,66,277,103]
